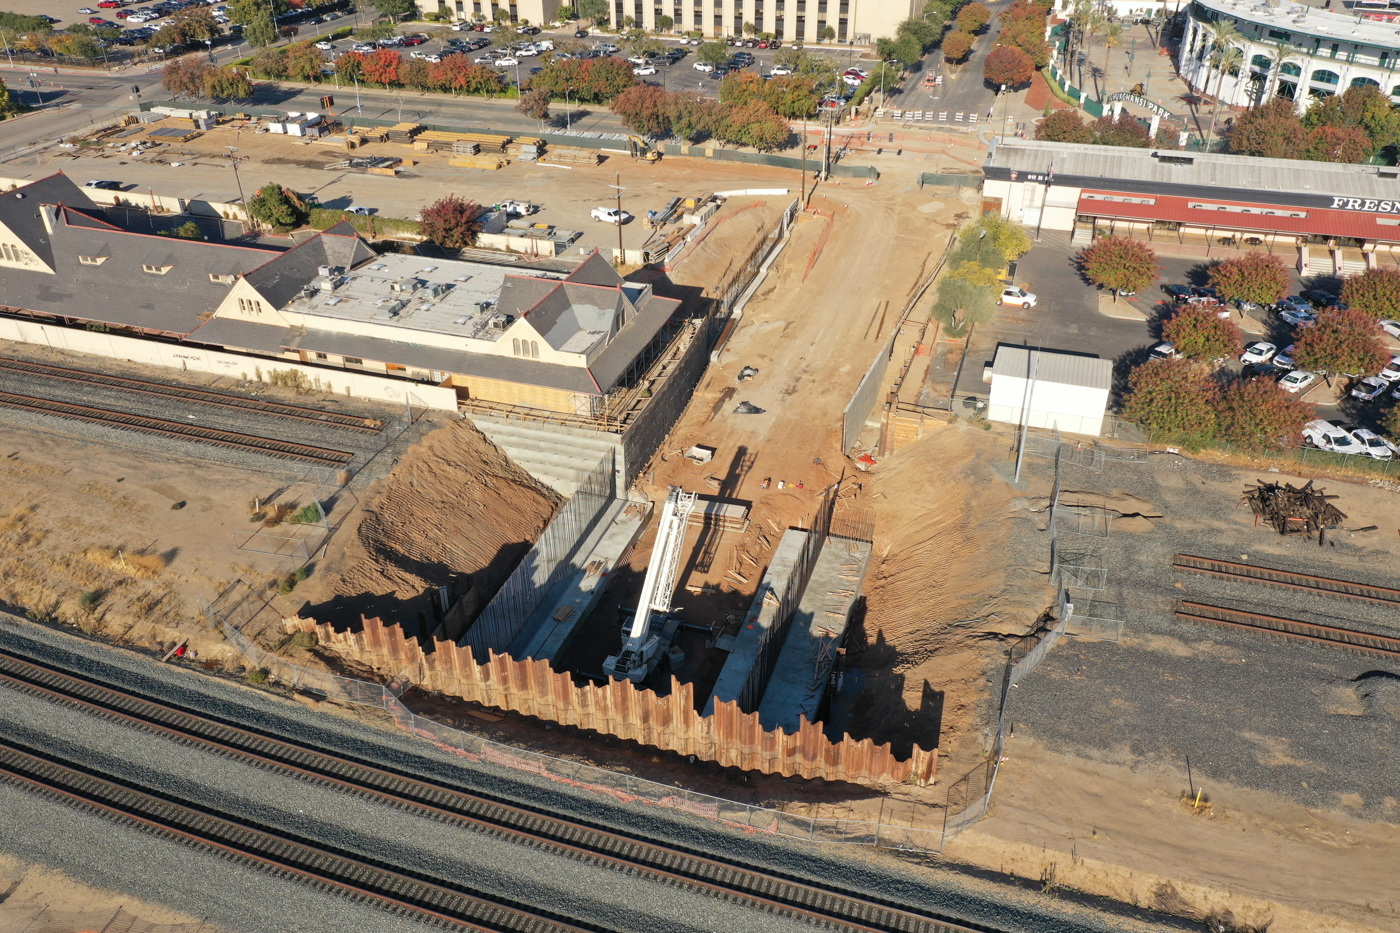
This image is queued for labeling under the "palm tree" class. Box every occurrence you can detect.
[1101,20,1124,85]
[1080,10,1105,90]
[1197,21,1240,100]
[1204,44,1243,149]
[1263,44,1300,104]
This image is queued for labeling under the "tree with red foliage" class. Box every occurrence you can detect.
[1208,251,1291,307]
[1218,377,1315,450]
[611,83,672,136]
[1079,236,1160,301]
[1162,303,1244,362]
[983,45,1033,88]
[716,99,791,151]
[516,87,552,125]
[957,2,991,32]
[996,4,1052,67]
[1036,108,1093,143]
[577,56,637,100]
[1292,307,1393,376]
[428,56,503,96]
[334,50,366,83]
[942,30,972,63]
[418,195,485,250]
[1304,125,1370,163]
[1228,98,1303,159]
[1341,267,1400,319]
[718,70,766,106]
[1122,359,1220,447]
[361,48,401,86]
[1091,112,1149,147]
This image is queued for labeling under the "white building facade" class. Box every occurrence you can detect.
[1180,0,1400,109]
[418,0,912,43]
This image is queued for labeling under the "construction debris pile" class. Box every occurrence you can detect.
[1242,480,1347,539]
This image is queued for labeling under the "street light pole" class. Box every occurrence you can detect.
[226,146,250,231]
[565,86,573,129]
[999,82,1010,139]
[609,172,626,263]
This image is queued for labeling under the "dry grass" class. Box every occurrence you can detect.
[259,503,299,526]
[83,546,167,580]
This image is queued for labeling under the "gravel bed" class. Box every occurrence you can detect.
[0,686,801,933]
[0,616,1200,933]
[1007,453,1400,817]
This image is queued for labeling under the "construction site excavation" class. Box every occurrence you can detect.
[3,67,1400,933]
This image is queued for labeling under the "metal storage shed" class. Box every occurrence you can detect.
[987,347,1113,437]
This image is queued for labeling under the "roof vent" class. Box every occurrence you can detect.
[454,315,470,325]
[419,265,438,273]
[370,263,387,271]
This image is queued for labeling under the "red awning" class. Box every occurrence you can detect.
[1077,191,1400,241]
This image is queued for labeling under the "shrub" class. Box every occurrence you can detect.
[293,566,310,582]
[277,576,294,596]
[289,502,324,524]
[291,630,318,648]
[79,590,102,612]
[248,667,269,684]
[1036,109,1093,144]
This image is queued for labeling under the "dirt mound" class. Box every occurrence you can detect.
[303,420,561,630]
[840,425,1053,765]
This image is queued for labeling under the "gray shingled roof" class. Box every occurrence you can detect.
[0,174,99,269]
[587,294,681,392]
[992,346,1112,391]
[242,227,376,308]
[184,317,294,353]
[565,250,624,287]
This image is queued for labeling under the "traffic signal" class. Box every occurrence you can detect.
[321,95,334,108]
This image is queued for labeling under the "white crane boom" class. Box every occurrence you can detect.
[627,486,697,641]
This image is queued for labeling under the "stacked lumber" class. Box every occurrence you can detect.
[541,146,602,166]
[449,155,509,170]
[1241,479,1347,539]
[384,122,423,143]
[506,136,544,157]
[451,141,481,155]
[316,135,362,149]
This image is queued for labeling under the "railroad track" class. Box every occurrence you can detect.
[0,647,993,933]
[1173,554,1400,607]
[1175,601,1400,661]
[0,389,354,467]
[0,737,599,933]
[0,356,382,433]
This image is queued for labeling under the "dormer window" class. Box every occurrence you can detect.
[79,255,108,266]
[238,298,264,315]
[209,273,236,284]
[142,263,174,274]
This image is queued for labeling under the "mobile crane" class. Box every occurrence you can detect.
[603,486,697,682]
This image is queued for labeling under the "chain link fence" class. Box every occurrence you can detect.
[203,587,947,853]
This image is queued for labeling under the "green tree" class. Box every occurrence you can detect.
[0,77,17,120]
[819,25,836,41]
[1341,267,1400,319]
[1208,252,1291,307]
[373,0,419,18]
[1036,108,1093,143]
[284,41,326,81]
[1162,303,1243,361]
[697,40,730,68]
[1122,359,1220,447]
[743,20,756,36]
[206,68,255,99]
[173,220,204,239]
[667,90,719,141]
[419,195,484,248]
[247,183,309,230]
[227,0,289,26]
[578,0,609,25]
[1078,236,1159,300]
[970,212,1031,262]
[931,276,996,336]
[657,13,673,31]
[1384,401,1400,443]
[1218,377,1314,450]
[716,99,791,150]
[1228,97,1305,159]
[941,30,972,63]
[242,11,279,48]
[1292,307,1393,376]
[252,46,289,79]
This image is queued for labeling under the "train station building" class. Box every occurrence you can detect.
[983,138,1400,275]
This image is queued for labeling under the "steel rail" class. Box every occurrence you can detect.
[1175,601,1400,661]
[1173,554,1400,607]
[0,647,994,933]
[0,389,354,466]
[0,356,383,433]
[0,737,600,933]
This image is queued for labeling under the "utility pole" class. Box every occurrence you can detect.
[999,83,1010,139]
[800,118,807,204]
[609,172,626,264]
[226,146,250,231]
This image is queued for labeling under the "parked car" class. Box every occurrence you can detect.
[1351,428,1396,460]
[1377,355,1400,383]
[1351,376,1388,401]
[1271,344,1297,370]
[693,61,714,72]
[1302,419,1364,454]
[1149,342,1182,362]
[352,42,375,52]
[574,27,588,37]
[1279,370,1317,394]
[83,179,121,190]
[1300,289,1344,310]
[1379,319,1400,340]
[999,285,1036,307]
[769,65,793,75]
[1239,341,1276,365]
[591,207,632,224]
[314,40,333,49]
[1277,306,1317,328]
[494,56,518,66]
[346,206,375,215]
[78,7,97,14]
[633,64,656,75]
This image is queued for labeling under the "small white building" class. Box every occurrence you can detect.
[988,346,1113,437]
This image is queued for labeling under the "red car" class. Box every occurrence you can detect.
[98,0,122,6]
[115,9,133,17]
[89,16,116,25]
[401,33,426,44]
[756,39,769,48]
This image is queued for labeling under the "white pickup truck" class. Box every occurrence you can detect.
[1302,420,1364,454]
[497,200,537,216]
[591,207,632,224]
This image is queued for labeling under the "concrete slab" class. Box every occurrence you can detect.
[509,497,650,663]
[756,536,874,735]
[703,528,808,717]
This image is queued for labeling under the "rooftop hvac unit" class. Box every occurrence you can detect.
[318,264,333,277]
[488,314,514,330]
[426,282,450,299]
[389,278,422,294]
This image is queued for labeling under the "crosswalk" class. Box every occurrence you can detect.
[875,107,978,125]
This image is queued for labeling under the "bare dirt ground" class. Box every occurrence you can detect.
[291,418,561,635]
[0,852,208,933]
